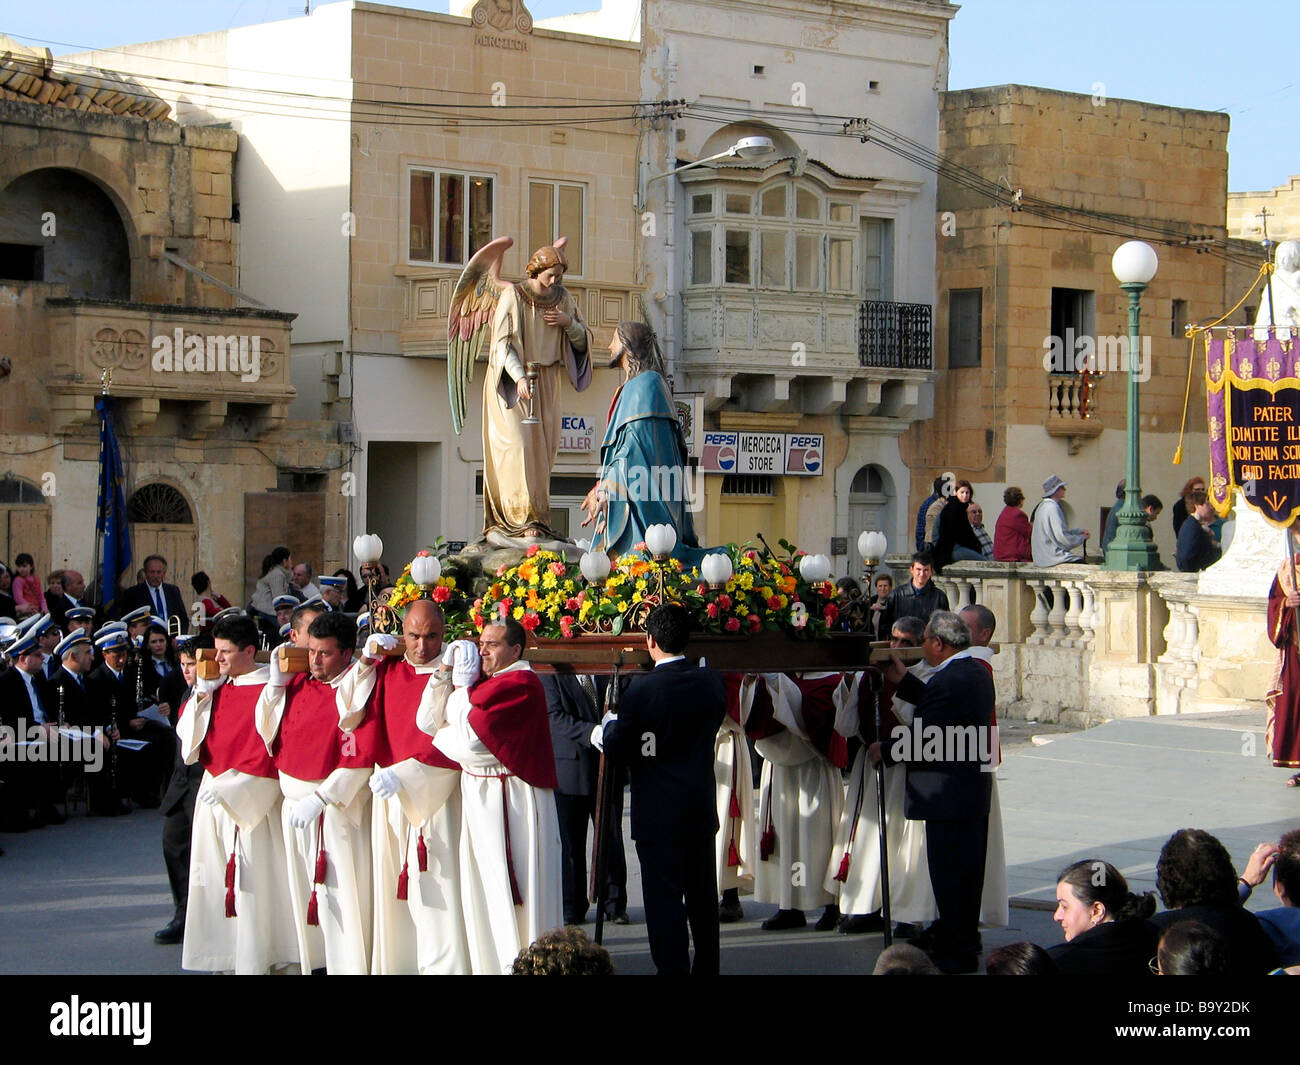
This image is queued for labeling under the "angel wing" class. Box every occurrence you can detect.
[447,235,513,435]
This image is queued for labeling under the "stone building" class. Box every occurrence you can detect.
[0,37,342,608]
[1228,174,1300,243]
[918,84,1230,565]
[70,1,642,571]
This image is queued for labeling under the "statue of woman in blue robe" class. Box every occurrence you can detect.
[581,321,713,566]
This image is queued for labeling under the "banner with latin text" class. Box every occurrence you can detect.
[1206,331,1300,527]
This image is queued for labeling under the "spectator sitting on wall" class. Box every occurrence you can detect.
[993,487,1033,562]
[932,480,985,572]
[915,476,946,553]
[967,503,994,560]
[1099,480,1126,554]
[1030,475,1089,567]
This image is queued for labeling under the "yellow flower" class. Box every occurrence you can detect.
[512,606,525,620]
[616,600,629,612]
[579,600,594,620]
[542,572,558,590]
[635,578,647,592]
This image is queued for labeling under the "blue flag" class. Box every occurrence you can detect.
[96,395,132,615]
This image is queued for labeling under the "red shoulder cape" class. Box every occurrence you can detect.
[467,668,558,789]
[793,674,849,770]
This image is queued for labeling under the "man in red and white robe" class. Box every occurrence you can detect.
[715,673,757,922]
[257,611,379,974]
[339,599,467,975]
[178,613,298,974]
[432,619,563,975]
[748,671,847,931]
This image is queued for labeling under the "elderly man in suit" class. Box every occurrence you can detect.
[601,604,726,975]
[540,671,628,926]
[873,610,995,975]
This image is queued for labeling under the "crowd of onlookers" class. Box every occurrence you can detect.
[868,827,1300,976]
[908,472,1227,575]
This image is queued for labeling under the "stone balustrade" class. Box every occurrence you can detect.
[878,555,1272,727]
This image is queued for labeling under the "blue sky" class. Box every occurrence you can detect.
[2,0,1293,191]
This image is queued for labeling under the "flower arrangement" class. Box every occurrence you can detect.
[377,541,475,638]
[471,539,839,641]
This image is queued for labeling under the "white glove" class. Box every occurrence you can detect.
[590,723,604,752]
[363,633,400,660]
[267,649,289,689]
[195,674,221,696]
[369,766,402,799]
[198,784,222,807]
[446,640,481,688]
[290,792,327,828]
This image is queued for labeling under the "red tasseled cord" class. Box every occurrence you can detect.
[306,890,319,926]
[727,839,741,868]
[313,811,328,884]
[396,861,409,901]
[760,825,775,861]
[833,852,851,883]
[224,826,239,918]
[729,791,741,818]
[417,833,428,873]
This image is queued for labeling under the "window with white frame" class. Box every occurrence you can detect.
[528,180,585,277]
[409,168,494,266]
[685,180,864,294]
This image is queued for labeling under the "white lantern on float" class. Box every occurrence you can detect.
[353,533,384,564]
[701,552,733,589]
[580,551,612,584]
[645,524,677,560]
[409,554,441,587]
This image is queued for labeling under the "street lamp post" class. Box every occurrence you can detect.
[1104,241,1162,571]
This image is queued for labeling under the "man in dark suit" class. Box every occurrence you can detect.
[88,633,169,808]
[875,610,995,974]
[45,569,93,631]
[155,636,205,944]
[540,672,628,926]
[116,555,188,632]
[601,604,727,975]
[0,629,63,828]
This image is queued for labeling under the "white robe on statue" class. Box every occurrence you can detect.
[431,660,563,975]
[339,655,468,975]
[256,668,374,975]
[177,667,299,974]
[751,674,844,913]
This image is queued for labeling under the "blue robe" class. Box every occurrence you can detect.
[593,371,713,566]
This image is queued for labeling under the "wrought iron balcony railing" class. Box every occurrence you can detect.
[857,299,933,370]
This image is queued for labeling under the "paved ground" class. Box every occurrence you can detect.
[1,707,1295,975]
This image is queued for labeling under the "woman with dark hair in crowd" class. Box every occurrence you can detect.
[1150,828,1278,974]
[335,568,364,613]
[993,487,1033,562]
[190,571,231,633]
[932,480,983,571]
[986,941,1058,975]
[1171,477,1206,536]
[1048,859,1158,975]
[1154,920,1228,975]
[249,547,293,642]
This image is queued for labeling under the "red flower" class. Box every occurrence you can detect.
[496,564,508,577]
[564,597,581,611]
[706,602,720,619]
[559,616,575,638]
[520,612,540,631]
[417,549,431,557]
[725,616,741,633]
[501,597,513,612]
[767,596,782,610]
[496,603,509,619]
[525,544,540,558]
[432,585,451,603]
[744,550,758,561]
[697,583,708,596]
[824,602,839,625]
[549,561,566,576]
[472,612,485,628]
[717,594,732,610]
[747,614,761,633]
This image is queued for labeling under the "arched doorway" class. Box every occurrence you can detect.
[127,482,197,599]
[0,472,51,577]
[848,464,895,549]
[0,168,130,299]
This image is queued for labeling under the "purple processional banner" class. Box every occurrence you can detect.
[1206,331,1300,527]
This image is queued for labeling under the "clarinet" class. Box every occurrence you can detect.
[58,678,66,728]
[108,688,119,794]
[134,639,146,715]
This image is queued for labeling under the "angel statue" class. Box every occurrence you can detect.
[448,237,592,547]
